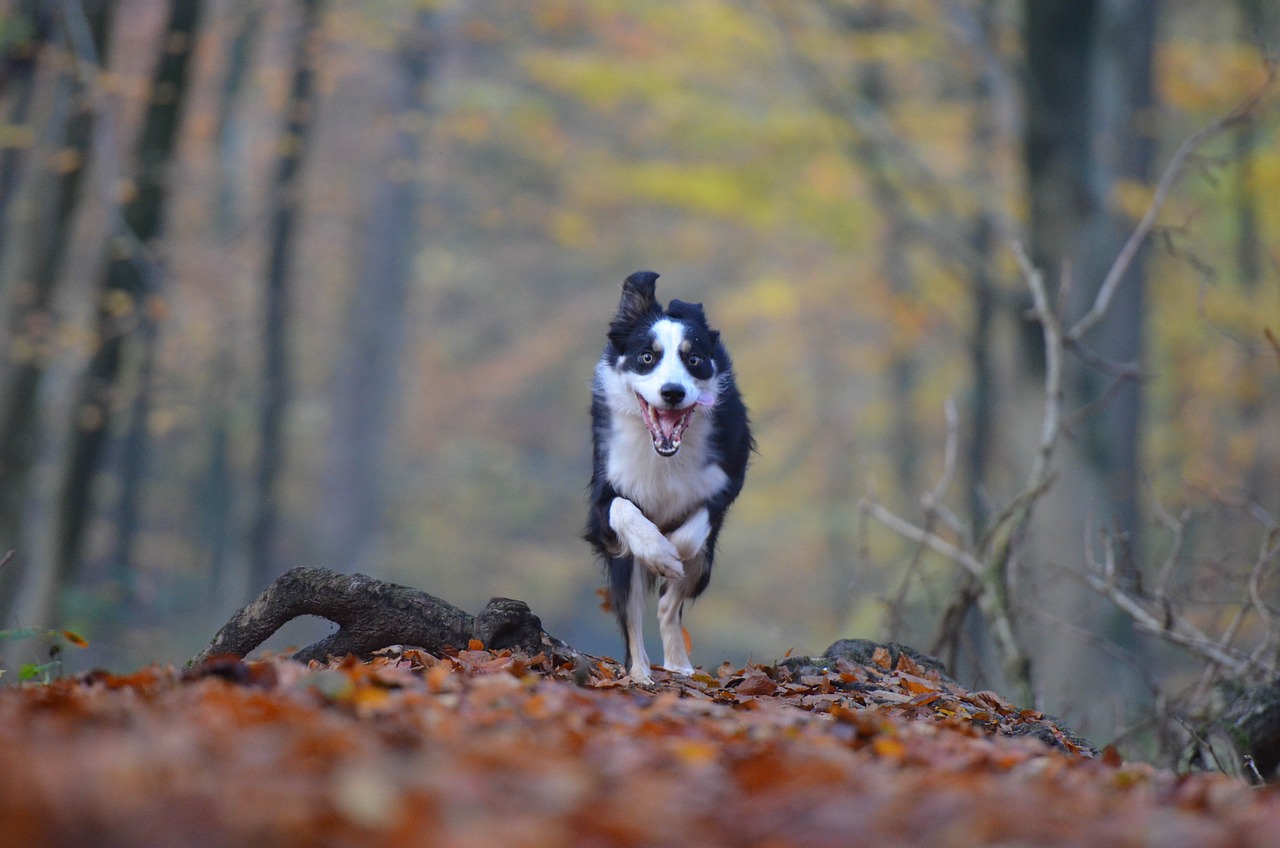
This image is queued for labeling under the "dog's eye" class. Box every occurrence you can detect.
[638,351,655,365]
[686,354,701,367]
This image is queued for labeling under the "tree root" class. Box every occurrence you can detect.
[193,567,595,667]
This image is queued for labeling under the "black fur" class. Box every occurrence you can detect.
[585,271,752,673]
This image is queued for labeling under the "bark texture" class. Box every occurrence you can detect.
[195,567,587,666]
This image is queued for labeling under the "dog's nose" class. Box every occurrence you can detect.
[660,383,686,406]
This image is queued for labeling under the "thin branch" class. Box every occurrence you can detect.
[863,500,984,579]
[1077,537,1254,675]
[1264,327,1280,366]
[921,397,967,542]
[1151,497,1190,596]
[1013,240,1063,488]
[1068,74,1276,341]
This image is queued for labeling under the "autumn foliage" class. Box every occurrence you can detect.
[3,647,1279,847]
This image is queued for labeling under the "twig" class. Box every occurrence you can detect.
[1013,240,1063,488]
[864,500,984,578]
[1076,537,1253,675]
[1151,496,1189,596]
[0,550,13,572]
[1265,327,1280,366]
[1243,755,1265,786]
[1068,74,1275,342]
[921,397,967,542]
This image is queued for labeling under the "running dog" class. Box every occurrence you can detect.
[586,271,752,683]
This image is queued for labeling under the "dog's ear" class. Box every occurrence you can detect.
[609,271,661,348]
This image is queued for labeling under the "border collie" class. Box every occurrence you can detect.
[586,271,752,683]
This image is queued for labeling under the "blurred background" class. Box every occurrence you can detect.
[0,0,1277,757]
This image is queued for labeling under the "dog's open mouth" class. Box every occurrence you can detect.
[637,394,695,457]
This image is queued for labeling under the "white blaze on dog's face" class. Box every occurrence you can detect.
[605,315,720,457]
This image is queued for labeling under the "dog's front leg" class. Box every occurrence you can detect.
[667,507,711,562]
[609,498,684,580]
[623,559,653,683]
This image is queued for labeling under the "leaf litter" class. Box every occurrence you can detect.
[1,646,1279,847]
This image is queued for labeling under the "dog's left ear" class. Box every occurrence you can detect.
[609,270,661,348]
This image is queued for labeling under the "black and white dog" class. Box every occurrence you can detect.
[586,271,752,683]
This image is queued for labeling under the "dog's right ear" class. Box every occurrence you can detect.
[609,271,661,348]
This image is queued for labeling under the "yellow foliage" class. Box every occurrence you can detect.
[1110,178,1154,224]
[1158,41,1270,111]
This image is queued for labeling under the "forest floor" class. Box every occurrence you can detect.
[2,644,1279,848]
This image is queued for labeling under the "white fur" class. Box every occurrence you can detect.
[609,497,683,580]
[595,361,727,529]
[667,507,711,561]
[657,546,708,675]
[625,559,652,682]
[628,319,703,409]
[597,317,734,681]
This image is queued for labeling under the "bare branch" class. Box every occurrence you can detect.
[1068,74,1276,342]
[1077,536,1254,675]
[1150,497,1189,596]
[863,500,984,579]
[1012,241,1062,488]
[921,397,967,542]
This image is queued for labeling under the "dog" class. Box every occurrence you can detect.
[586,270,752,683]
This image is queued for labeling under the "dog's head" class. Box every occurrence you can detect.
[600,271,723,457]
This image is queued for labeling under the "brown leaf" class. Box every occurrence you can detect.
[735,671,777,697]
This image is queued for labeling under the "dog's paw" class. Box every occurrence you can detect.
[628,666,655,686]
[662,662,695,676]
[610,497,684,578]
[629,527,683,579]
[641,550,685,581]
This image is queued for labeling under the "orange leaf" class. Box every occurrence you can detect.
[61,630,89,648]
[870,647,893,669]
[871,736,906,759]
[468,638,485,651]
[682,627,692,653]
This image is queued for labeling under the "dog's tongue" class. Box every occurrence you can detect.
[639,396,692,457]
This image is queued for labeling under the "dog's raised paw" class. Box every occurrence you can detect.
[642,554,684,581]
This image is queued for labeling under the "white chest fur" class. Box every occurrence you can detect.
[604,409,728,528]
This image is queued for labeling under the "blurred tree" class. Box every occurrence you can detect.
[0,0,112,624]
[1022,0,1156,554]
[249,0,322,595]
[0,0,44,265]
[320,8,438,577]
[54,0,202,619]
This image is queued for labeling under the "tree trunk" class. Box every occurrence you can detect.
[1023,0,1156,549]
[0,0,45,270]
[54,0,202,618]
[0,1,112,625]
[320,8,435,575]
[248,0,323,595]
